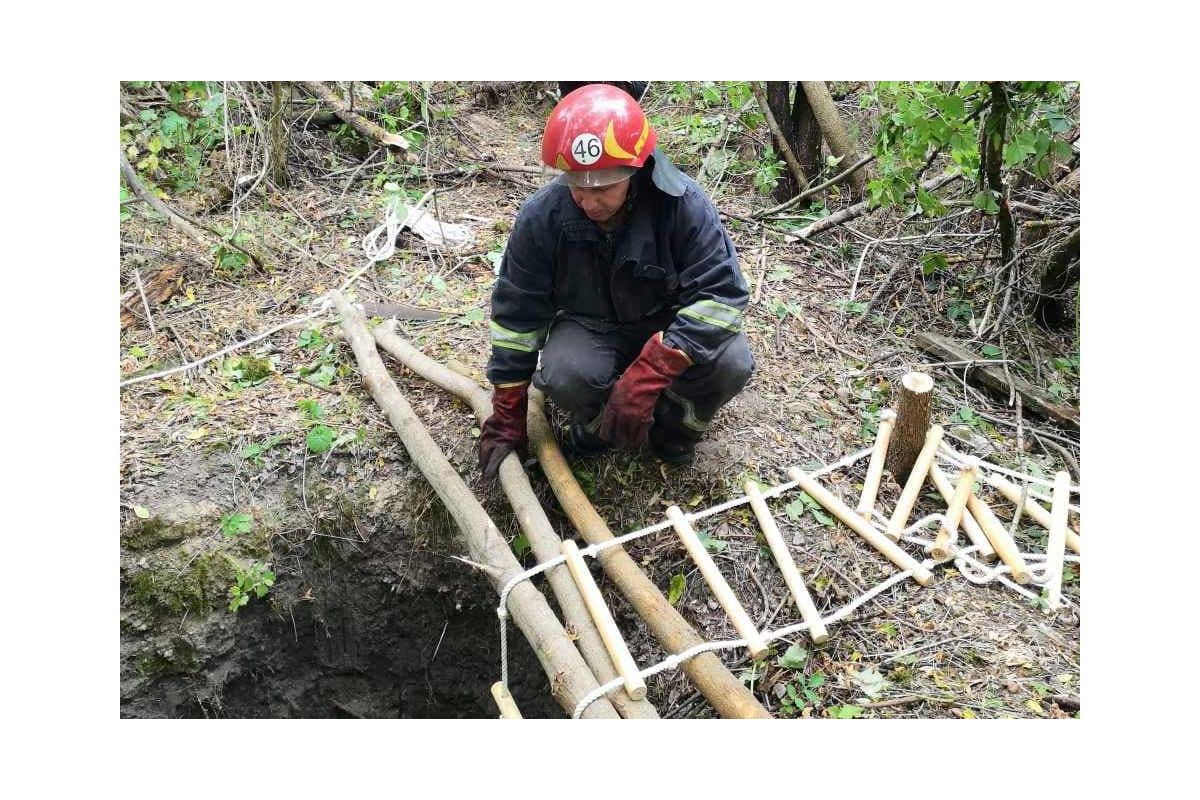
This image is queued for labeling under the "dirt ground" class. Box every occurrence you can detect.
[119,82,1080,719]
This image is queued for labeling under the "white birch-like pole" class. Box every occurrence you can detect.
[744,480,828,643]
[930,463,995,561]
[561,540,647,700]
[986,473,1080,555]
[966,492,1032,584]
[856,409,897,519]
[1044,471,1072,611]
[787,466,933,586]
[666,506,770,660]
[886,425,945,541]
[491,682,523,719]
[930,459,978,560]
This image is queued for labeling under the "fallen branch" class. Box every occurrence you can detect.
[120,148,264,269]
[794,172,961,240]
[754,154,877,219]
[299,81,412,152]
[330,293,619,719]
[528,390,773,719]
[370,320,658,719]
[913,331,1079,431]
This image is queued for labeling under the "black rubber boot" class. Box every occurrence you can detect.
[562,420,611,459]
[648,398,704,466]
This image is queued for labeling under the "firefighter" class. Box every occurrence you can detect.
[479,83,754,477]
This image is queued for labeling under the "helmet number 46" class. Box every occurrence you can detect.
[571,133,603,166]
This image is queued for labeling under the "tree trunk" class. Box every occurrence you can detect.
[790,84,823,186]
[1032,227,1080,330]
[885,372,934,485]
[268,82,290,188]
[800,81,867,198]
[753,82,808,202]
[329,292,619,719]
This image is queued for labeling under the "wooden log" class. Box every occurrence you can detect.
[857,409,897,519]
[985,473,1080,555]
[299,81,412,151]
[560,540,647,701]
[666,506,770,661]
[912,331,1079,431]
[965,491,1032,584]
[120,263,183,330]
[491,682,523,719]
[886,424,944,541]
[787,466,933,585]
[527,391,771,718]
[930,464,996,561]
[370,321,658,719]
[931,459,978,560]
[886,372,935,484]
[331,293,619,719]
[744,480,828,643]
[1044,471,1072,611]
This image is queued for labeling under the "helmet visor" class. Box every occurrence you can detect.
[562,166,637,188]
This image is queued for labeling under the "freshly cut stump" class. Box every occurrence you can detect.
[886,372,934,484]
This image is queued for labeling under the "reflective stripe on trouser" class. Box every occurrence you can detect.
[532,317,754,441]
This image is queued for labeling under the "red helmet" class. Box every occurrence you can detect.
[541,84,657,187]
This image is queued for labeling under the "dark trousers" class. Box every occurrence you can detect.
[531,317,754,444]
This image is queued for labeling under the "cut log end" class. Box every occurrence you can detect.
[901,372,934,394]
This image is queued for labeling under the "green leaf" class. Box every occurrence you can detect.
[776,643,809,670]
[981,344,1002,357]
[830,704,864,719]
[810,507,834,527]
[298,398,324,420]
[972,190,1000,214]
[511,533,531,558]
[921,252,948,276]
[306,425,334,453]
[807,672,826,689]
[785,498,805,522]
[220,512,253,538]
[850,666,889,699]
[697,530,727,554]
[133,505,150,519]
[298,328,325,349]
[667,573,686,605]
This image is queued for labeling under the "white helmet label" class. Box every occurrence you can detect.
[570,133,603,166]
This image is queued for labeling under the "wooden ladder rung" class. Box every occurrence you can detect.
[666,506,770,660]
[560,539,647,701]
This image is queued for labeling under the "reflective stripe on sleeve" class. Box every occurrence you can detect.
[489,321,546,353]
[677,299,743,332]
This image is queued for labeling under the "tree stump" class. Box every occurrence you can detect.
[885,372,934,484]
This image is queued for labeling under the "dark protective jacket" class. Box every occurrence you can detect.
[486,149,749,385]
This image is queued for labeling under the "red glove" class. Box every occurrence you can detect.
[479,382,528,479]
[600,332,692,448]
